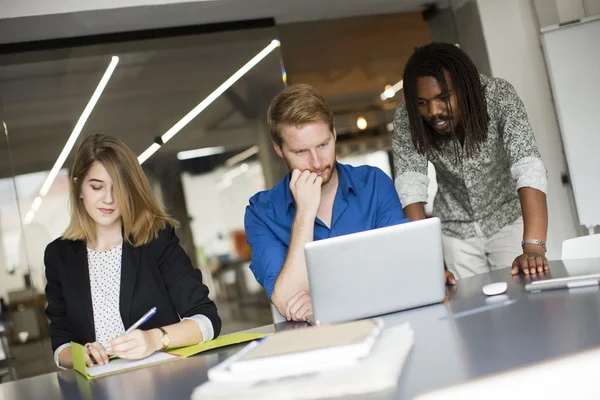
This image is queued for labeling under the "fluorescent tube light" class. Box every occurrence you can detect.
[177,146,226,160]
[137,39,280,164]
[39,56,119,197]
[137,143,161,165]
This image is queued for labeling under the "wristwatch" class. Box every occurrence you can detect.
[158,327,170,349]
[521,239,547,253]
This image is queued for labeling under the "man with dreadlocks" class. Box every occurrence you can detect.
[393,42,549,280]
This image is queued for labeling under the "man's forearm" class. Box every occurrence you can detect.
[403,202,427,221]
[271,212,314,313]
[519,187,548,252]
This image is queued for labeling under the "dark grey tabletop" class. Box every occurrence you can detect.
[2,258,600,400]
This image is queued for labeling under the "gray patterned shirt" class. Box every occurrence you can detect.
[393,74,547,239]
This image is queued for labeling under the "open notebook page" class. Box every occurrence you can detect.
[86,351,177,377]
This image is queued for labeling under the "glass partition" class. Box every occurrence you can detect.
[0,23,284,379]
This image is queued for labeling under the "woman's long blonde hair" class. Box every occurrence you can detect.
[62,133,178,246]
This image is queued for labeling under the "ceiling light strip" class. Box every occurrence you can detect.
[39,56,120,197]
[177,146,226,161]
[138,39,280,164]
[137,143,161,165]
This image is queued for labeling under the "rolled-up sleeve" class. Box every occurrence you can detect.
[495,78,548,194]
[510,157,548,194]
[182,314,214,343]
[392,103,430,207]
[244,205,287,300]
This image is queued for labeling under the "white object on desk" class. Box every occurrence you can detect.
[525,274,600,293]
[209,319,383,382]
[86,351,176,377]
[192,322,414,400]
[415,344,600,399]
[482,282,507,296]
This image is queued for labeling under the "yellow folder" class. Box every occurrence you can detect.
[72,332,269,379]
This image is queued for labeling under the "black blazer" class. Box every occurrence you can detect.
[44,225,221,351]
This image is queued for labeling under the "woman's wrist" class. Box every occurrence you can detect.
[150,328,164,352]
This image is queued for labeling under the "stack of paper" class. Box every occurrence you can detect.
[209,319,383,383]
[192,322,414,400]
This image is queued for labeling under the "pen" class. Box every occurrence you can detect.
[125,306,158,334]
[526,279,599,293]
[101,306,158,355]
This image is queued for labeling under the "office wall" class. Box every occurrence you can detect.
[532,0,600,27]
[476,0,580,259]
[428,0,492,76]
[181,162,265,257]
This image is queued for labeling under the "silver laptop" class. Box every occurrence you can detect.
[305,217,446,325]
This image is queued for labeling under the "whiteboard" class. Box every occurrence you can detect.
[541,16,600,227]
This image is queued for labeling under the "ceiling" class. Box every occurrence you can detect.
[0,2,438,185]
[0,0,439,43]
[0,26,283,179]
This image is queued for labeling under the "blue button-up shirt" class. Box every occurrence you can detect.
[244,163,408,299]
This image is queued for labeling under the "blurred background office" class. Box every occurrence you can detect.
[0,0,598,382]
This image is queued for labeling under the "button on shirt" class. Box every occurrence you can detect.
[393,74,548,240]
[244,163,408,299]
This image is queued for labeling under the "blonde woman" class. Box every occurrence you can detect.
[45,133,220,369]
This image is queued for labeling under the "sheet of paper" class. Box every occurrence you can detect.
[71,332,269,380]
[192,323,414,400]
[86,351,177,377]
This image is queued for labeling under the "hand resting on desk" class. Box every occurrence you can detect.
[511,247,549,276]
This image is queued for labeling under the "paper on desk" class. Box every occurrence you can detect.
[72,342,178,379]
[191,323,414,400]
[72,332,269,379]
[87,352,177,377]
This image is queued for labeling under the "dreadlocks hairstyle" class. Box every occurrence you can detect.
[403,42,489,160]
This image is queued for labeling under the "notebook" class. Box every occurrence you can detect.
[193,322,414,400]
[209,318,384,382]
[72,332,269,379]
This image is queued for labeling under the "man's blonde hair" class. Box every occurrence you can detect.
[267,84,334,147]
[63,133,177,246]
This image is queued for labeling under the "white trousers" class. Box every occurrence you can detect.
[442,217,523,279]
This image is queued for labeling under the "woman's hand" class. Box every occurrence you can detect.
[84,342,110,367]
[106,329,163,360]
